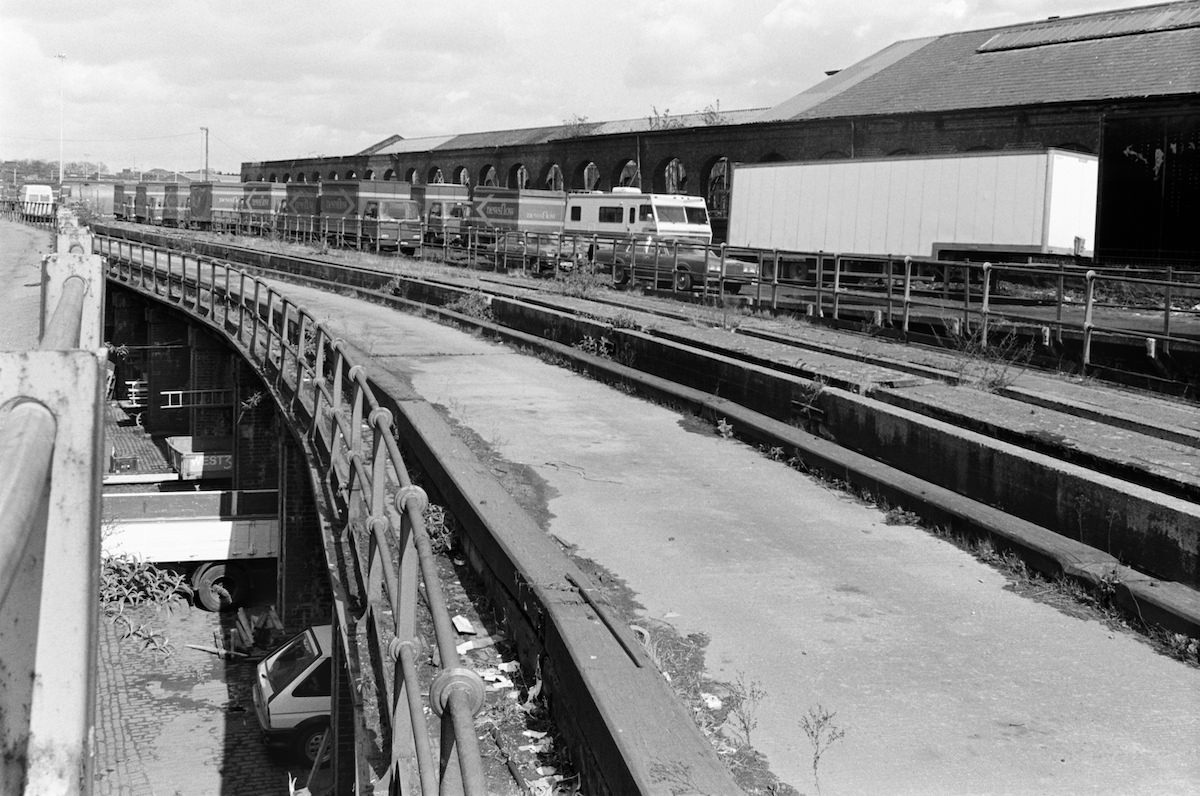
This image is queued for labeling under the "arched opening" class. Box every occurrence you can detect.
[383,168,395,180]
[705,157,730,218]
[479,165,498,187]
[311,172,320,183]
[268,173,278,182]
[281,173,291,183]
[328,171,339,181]
[345,169,359,179]
[508,163,529,189]
[964,145,993,153]
[574,161,600,191]
[364,169,375,180]
[615,159,640,188]
[542,163,565,191]
[296,173,306,184]
[405,168,419,185]
[658,157,686,193]
[759,152,787,163]
[428,167,445,184]
[453,166,471,186]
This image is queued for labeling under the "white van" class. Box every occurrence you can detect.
[252,624,333,764]
[564,189,712,243]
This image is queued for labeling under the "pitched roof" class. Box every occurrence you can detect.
[369,108,768,156]
[760,0,1200,121]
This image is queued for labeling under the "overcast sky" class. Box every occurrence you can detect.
[0,0,1168,174]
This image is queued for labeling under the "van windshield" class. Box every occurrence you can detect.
[654,204,688,223]
[264,631,321,693]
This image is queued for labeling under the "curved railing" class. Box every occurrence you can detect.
[98,236,488,794]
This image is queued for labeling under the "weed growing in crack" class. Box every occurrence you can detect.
[716,417,734,439]
[800,704,847,795]
[728,672,767,747]
[444,290,494,321]
[935,324,1034,391]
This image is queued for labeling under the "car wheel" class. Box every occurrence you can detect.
[292,720,331,766]
[613,262,630,287]
[674,270,693,292]
[192,563,247,612]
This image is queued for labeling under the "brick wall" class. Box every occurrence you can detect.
[277,428,331,631]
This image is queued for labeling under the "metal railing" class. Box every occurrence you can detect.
[98,236,488,794]
[0,210,105,794]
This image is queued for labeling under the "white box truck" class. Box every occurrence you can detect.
[726,149,1098,260]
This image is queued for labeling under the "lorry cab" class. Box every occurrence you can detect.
[252,624,332,764]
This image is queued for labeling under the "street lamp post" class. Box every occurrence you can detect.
[55,53,66,186]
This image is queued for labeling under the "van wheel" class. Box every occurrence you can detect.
[674,270,693,291]
[293,720,331,766]
[193,563,247,612]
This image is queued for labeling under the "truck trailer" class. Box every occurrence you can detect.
[320,180,422,252]
[727,149,1098,261]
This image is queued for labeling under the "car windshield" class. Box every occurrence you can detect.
[264,631,321,694]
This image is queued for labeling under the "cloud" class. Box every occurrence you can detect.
[0,0,1171,173]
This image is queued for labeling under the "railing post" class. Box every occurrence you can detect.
[832,255,842,320]
[902,256,913,337]
[1082,269,1096,367]
[980,262,992,348]
[1163,266,1173,356]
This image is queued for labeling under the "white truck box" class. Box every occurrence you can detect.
[727,149,1098,259]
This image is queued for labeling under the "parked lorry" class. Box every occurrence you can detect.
[252,624,333,764]
[320,180,422,252]
[101,487,279,611]
[413,183,470,244]
[727,149,1099,260]
[162,183,190,227]
[243,182,288,234]
[473,186,584,272]
[188,181,246,229]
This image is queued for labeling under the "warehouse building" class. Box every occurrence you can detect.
[243,1,1200,262]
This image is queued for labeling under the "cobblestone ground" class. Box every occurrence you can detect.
[93,601,320,796]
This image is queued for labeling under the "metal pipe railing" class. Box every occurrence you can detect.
[98,237,488,795]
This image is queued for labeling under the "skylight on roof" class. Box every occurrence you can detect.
[977,2,1200,52]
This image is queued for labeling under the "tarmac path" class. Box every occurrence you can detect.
[277,276,1200,795]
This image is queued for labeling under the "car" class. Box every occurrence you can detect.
[252,624,332,765]
[606,238,757,293]
[493,230,586,275]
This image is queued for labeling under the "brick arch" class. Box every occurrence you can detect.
[541,163,565,191]
[613,159,640,188]
[573,161,600,191]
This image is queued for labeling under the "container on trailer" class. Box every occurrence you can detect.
[319,180,421,252]
[412,183,470,244]
[188,182,246,229]
[726,149,1098,259]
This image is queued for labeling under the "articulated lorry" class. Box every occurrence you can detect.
[727,149,1098,261]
